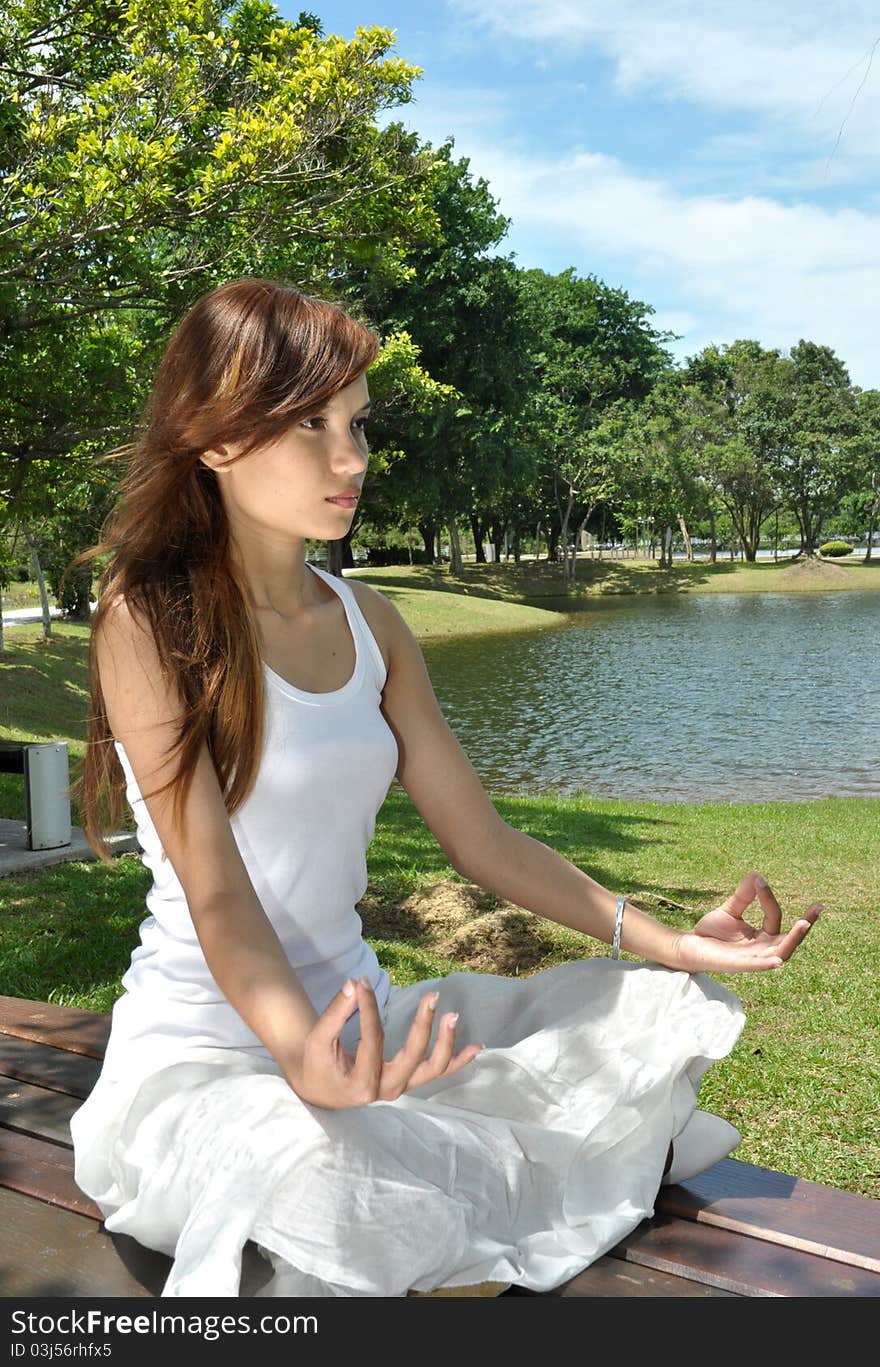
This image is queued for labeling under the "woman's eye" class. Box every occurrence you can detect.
[299,417,368,430]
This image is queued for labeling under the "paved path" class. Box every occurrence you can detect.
[0,818,139,879]
[2,604,95,627]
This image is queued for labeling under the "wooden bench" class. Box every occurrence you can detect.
[2,993,879,1299]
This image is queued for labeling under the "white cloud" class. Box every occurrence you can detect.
[448,1,880,157]
[426,132,880,385]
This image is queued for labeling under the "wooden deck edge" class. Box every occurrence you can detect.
[657,1157,880,1274]
[668,1205,880,1275]
[0,995,109,1060]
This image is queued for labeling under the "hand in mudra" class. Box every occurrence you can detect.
[294,976,483,1110]
[675,871,822,975]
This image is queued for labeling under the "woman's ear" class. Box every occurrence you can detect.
[199,447,229,472]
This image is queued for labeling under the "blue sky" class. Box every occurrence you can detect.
[279,2,880,388]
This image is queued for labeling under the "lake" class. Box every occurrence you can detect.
[420,591,880,802]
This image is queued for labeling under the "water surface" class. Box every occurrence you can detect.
[420,592,880,802]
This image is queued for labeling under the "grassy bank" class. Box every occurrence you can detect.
[348,555,880,629]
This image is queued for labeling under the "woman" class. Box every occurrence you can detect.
[67,277,820,1298]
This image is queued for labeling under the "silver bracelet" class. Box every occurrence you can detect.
[611,895,625,960]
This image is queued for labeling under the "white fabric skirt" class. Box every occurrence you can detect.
[70,959,745,1298]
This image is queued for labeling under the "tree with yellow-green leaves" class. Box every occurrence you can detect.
[0,0,446,643]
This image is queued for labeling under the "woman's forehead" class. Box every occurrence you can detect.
[328,374,370,406]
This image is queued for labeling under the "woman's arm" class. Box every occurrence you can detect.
[96,596,321,1085]
[362,584,819,975]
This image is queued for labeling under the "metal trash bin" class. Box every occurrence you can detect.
[23,742,72,851]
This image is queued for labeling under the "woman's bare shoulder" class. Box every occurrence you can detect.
[346,577,396,677]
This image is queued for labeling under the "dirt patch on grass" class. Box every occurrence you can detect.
[357,877,561,975]
[775,557,850,586]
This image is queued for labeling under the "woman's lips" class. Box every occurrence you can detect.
[326,496,359,507]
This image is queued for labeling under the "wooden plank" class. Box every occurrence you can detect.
[0,1034,101,1099]
[549,1254,737,1297]
[658,1156,880,1274]
[0,1125,101,1219]
[609,1211,880,1297]
[0,994,110,1059]
[0,1187,282,1298]
[0,1075,79,1147]
[0,1186,159,1297]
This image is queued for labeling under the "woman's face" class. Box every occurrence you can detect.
[200,373,371,544]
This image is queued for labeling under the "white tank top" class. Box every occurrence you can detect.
[100,563,400,1081]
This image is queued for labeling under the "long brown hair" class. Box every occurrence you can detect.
[64,277,380,864]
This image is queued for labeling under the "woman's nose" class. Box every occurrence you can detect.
[334,431,369,473]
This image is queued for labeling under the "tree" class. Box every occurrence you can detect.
[342,330,457,571]
[0,1,446,632]
[850,388,880,562]
[519,267,674,586]
[773,342,859,557]
[683,342,785,562]
[357,140,534,571]
[1,2,440,315]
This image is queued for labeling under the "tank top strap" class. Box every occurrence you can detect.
[308,563,388,694]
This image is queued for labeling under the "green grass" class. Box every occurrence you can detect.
[2,599,878,1200]
[365,787,879,1198]
[1,622,96,825]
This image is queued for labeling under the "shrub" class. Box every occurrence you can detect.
[818,540,854,558]
[365,545,434,566]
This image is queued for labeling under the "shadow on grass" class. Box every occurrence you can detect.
[351,557,767,609]
[0,627,91,742]
[369,789,723,916]
[353,555,880,611]
[0,854,149,1008]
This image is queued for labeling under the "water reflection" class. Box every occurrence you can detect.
[421,592,880,802]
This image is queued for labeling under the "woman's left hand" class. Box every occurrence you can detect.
[674,871,822,974]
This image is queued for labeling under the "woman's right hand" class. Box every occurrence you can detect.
[289,976,484,1110]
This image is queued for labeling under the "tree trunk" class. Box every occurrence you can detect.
[866,472,878,562]
[677,513,693,562]
[22,522,53,638]
[339,528,357,570]
[419,521,436,564]
[708,507,717,563]
[471,515,487,563]
[558,493,575,587]
[571,507,595,582]
[794,501,816,557]
[534,523,541,561]
[660,525,674,569]
[490,519,504,566]
[326,539,344,577]
[447,520,463,576]
[511,526,521,564]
